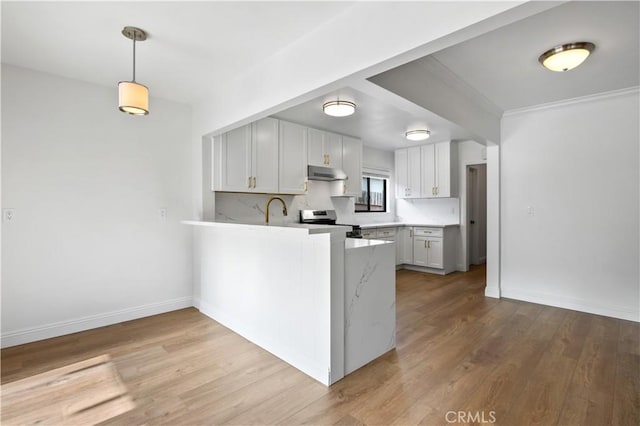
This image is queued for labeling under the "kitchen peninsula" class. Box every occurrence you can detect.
[184,220,396,386]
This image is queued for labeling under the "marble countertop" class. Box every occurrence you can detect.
[358,222,459,229]
[345,238,395,250]
[182,220,350,235]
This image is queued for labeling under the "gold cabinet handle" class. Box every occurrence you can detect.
[253,177,257,188]
[327,154,330,165]
[343,182,346,194]
[248,176,252,189]
[304,180,308,192]
[424,240,427,248]
[409,229,413,238]
[428,240,431,249]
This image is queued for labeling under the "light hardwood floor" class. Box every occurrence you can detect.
[2,265,639,425]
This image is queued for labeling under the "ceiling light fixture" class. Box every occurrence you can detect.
[538,42,595,72]
[323,100,356,117]
[405,129,430,141]
[119,26,149,115]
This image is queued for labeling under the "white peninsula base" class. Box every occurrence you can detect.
[185,220,396,386]
[344,239,396,374]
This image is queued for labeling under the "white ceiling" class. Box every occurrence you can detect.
[430,1,640,111]
[1,1,354,105]
[2,1,638,151]
[273,85,476,151]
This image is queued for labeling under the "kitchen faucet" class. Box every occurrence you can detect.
[265,196,288,224]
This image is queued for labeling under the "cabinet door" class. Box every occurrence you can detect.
[324,131,343,169]
[400,227,414,264]
[397,227,412,265]
[413,236,428,266]
[434,141,451,197]
[425,237,444,268]
[407,146,422,198]
[421,144,436,197]
[252,118,279,193]
[279,121,308,194]
[220,124,252,191]
[342,136,362,197]
[395,149,408,198]
[307,128,326,166]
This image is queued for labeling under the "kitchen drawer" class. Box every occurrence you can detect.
[361,229,377,239]
[376,227,396,238]
[414,227,443,237]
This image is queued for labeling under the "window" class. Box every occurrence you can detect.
[356,176,387,213]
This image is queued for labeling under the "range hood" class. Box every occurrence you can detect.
[307,165,347,181]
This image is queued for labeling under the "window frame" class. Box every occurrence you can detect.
[355,175,388,213]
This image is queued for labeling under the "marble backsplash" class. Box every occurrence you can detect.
[215,180,362,225]
[395,197,460,224]
[213,181,458,226]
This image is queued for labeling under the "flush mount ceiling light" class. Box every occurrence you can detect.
[405,129,430,141]
[118,26,149,115]
[538,42,595,72]
[322,100,356,117]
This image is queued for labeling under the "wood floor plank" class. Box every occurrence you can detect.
[2,265,637,425]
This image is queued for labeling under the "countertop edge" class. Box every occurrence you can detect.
[358,222,460,229]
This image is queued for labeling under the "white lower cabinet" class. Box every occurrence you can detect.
[360,225,456,273]
[413,236,443,269]
[400,226,456,274]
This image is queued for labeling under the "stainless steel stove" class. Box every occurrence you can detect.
[299,210,362,238]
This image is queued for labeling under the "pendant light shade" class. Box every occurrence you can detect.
[118,81,149,115]
[538,42,595,72]
[405,129,430,141]
[119,26,149,115]
[323,100,356,117]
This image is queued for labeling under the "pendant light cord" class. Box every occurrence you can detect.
[132,31,136,82]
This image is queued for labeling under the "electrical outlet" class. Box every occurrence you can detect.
[527,206,535,216]
[3,208,15,223]
[158,208,167,219]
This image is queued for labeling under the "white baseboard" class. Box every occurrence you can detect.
[501,288,639,322]
[484,286,500,299]
[1,296,194,348]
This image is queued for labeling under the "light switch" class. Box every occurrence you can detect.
[527,206,534,216]
[158,208,167,219]
[2,208,15,223]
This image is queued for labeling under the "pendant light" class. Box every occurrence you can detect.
[323,100,356,117]
[405,129,430,141]
[538,42,595,72]
[118,26,149,115]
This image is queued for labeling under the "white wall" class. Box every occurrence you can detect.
[1,65,194,346]
[500,89,639,321]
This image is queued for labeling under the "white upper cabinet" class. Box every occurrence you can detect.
[216,118,279,193]
[252,118,279,193]
[396,141,457,199]
[279,120,308,194]
[340,136,362,197]
[214,118,361,196]
[421,141,457,198]
[218,124,252,192]
[395,148,408,198]
[308,128,343,168]
[394,146,421,198]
